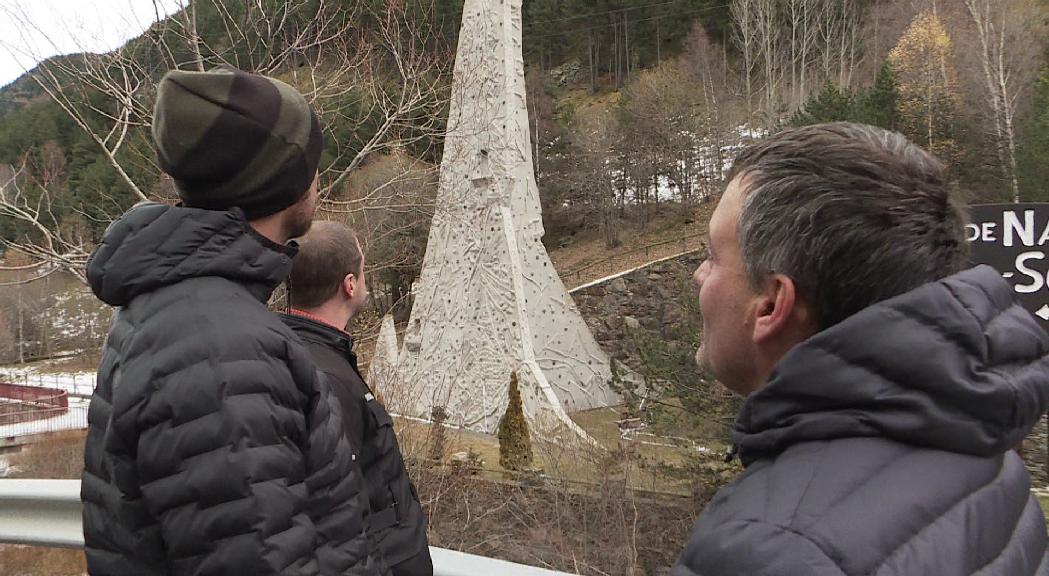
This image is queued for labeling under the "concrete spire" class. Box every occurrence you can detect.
[394,0,620,436]
[367,314,400,404]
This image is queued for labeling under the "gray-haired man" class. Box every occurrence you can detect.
[674,122,1049,575]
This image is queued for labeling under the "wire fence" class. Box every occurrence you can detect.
[0,404,89,438]
[1,373,94,398]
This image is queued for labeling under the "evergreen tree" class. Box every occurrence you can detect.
[789,83,856,127]
[498,371,533,471]
[1018,65,1049,202]
[857,62,900,131]
[428,406,449,461]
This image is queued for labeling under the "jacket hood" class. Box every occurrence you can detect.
[87,202,296,306]
[734,265,1049,465]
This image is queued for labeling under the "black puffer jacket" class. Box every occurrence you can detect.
[672,266,1049,576]
[82,203,382,576]
[281,314,431,575]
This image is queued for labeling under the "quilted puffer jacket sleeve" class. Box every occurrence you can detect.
[122,322,381,575]
[671,519,846,576]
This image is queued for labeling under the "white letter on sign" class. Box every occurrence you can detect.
[1015,251,1045,294]
[982,222,997,241]
[1004,210,1035,247]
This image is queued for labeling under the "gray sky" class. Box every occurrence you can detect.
[0,0,180,88]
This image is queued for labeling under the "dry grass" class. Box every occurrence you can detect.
[403,413,724,575]
[0,544,86,575]
[392,404,730,496]
[6,430,85,479]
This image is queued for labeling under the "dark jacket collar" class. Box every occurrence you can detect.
[733,265,1049,466]
[87,203,297,306]
[281,311,356,355]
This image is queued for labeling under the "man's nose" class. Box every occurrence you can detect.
[693,260,710,288]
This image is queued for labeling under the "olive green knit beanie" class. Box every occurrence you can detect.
[152,66,324,219]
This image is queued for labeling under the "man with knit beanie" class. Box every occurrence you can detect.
[82,67,385,576]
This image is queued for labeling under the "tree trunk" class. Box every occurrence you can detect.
[656,18,661,64]
[16,288,24,364]
[624,12,631,80]
[613,15,620,89]
[186,0,206,72]
[967,0,1022,202]
[588,28,597,94]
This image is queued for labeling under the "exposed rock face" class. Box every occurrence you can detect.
[571,253,704,374]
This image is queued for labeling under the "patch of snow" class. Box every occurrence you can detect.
[0,366,96,397]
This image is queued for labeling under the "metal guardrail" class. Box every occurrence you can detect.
[0,479,83,548]
[0,479,577,576]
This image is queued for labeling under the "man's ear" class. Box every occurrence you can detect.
[342,273,357,299]
[752,274,802,344]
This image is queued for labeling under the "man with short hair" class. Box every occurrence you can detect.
[82,67,382,576]
[282,221,432,576]
[673,122,1049,575]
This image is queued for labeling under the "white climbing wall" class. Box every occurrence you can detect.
[393,0,620,436]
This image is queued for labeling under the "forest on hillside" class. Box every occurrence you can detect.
[1,0,1048,303]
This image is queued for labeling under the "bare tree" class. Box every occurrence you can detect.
[785,0,822,109]
[963,0,1039,202]
[754,0,784,118]
[731,0,761,117]
[682,24,743,198]
[567,107,624,248]
[732,0,867,121]
[0,0,453,280]
[0,160,91,284]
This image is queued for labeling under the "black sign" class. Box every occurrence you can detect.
[967,203,1049,322]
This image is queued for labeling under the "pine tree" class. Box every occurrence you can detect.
[789,83,856,127]
[858,62,900,131]
[498,371,533,471]
[789,67,901,131]
[427,406,448,462]
[1018,66,1049,202]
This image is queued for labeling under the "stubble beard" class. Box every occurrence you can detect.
[283,199,315,240]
